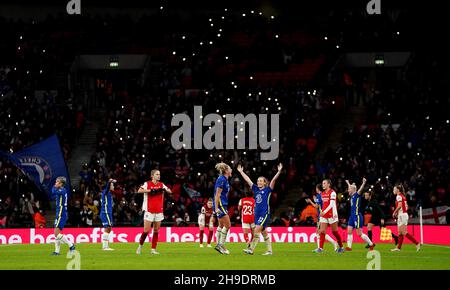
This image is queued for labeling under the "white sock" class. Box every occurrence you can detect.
[58,233,74,247]
[102,233,110,248]
[220,227,228,245]
[361,233,373,246]
[55,238,61,253]
[316,234,320,248]
[262,232,272,252]
[250,233,260,251]
[325,234,337,248]
[216,227,222,245]
[347,234,353,248]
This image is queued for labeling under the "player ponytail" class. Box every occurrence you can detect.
[315,184,322,192]
[215,162,230,175]
[394,183,405,194]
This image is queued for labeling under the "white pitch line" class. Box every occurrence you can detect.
[422,244,450,249]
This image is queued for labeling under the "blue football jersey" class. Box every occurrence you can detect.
[52,186,68,218]
[100,181,113,214]
[213,175,230,210]
[315,193,323,217]
[252,184,272,216]
[350,192,362,216]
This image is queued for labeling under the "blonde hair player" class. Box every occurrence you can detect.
[136,169,172,255]
[344,178,375,251]
[213,162,233,255]
[51,176,75,255]
[238,163,283,255]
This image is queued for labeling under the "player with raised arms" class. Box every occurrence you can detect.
[213,162,232,255]
[391,183,420,252]
[51,176,75,255]
[238,191,255,248]
[344,178,375,251]
[306,184,338,251]
[136,169,172,255]
[100,178,116,251]
[198,198,215,248]
[314,179,345,253]
[238,163,282,256]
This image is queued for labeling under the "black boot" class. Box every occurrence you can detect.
[392,234,399,245]
[365,230,373,248]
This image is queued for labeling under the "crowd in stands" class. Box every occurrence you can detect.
[289,50,450,227]
[0,8,336,227]
[0,15,83,228]
[2,5,447,229]
[68,9,341,227]
[68,80,339,227]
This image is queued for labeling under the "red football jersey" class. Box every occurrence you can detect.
[142,181,168,213]
[321,189,337,219]
[239,197,255,224]
[396,193,408,214]
[201,205,213,224]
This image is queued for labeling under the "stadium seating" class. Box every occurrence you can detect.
[2,6,447,230]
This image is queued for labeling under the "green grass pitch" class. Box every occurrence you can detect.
[1,243,450,270]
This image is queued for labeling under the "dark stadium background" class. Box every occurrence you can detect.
[1,0,449,230]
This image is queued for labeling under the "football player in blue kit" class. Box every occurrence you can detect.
[51,176,75,255]
[345,178,375,251]
[213,162,232,255]
[100,178,116,250]
[238,163,283,255]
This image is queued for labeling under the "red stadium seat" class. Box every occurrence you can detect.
[306,138,317,153]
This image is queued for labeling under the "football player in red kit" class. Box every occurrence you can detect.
[238,191,255,248]
[314,179,345,253]
[136,169,172,255]
[198,198,215,248]
[391,183,421,252]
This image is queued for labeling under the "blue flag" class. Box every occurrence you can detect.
[183,184,201,199]
[0,135,71,198]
